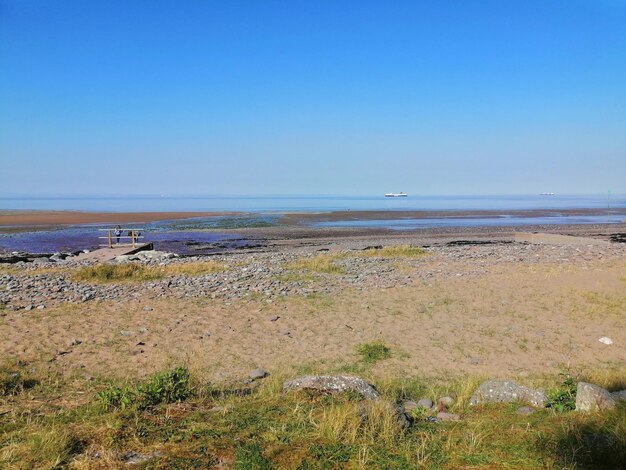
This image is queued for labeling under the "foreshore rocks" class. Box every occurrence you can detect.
[1,241,624,309]
[575,382,626,412]
[283,375,381,400]
[469,380,547,407]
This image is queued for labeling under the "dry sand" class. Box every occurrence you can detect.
[2,242,624,383]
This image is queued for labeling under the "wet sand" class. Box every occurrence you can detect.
[0,210,237,229]
[279,208,626,224]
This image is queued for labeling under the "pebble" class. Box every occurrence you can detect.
[248,368,268,380]
[1,243,624,307]
[598,337,613,345]
[436,412,461,421]
[417,398,434,409]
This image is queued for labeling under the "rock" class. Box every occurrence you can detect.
[436,412,461,421]
[417,398,434,409]
[249,368,268,380]
[32,257,50,264]
[36,305,45,310]
[598,337,613,345]
[81,293,94,302]
[269,315,280,321]
[438,396,454,408]
[68,339,82,347]
[575,382,617,412]
[120,450,161,465]
[120,330,135,336]
[611,390,626,402]
[469,380,547,408]
[401,400,418,412]
[283,375,380,400]
[516,406,536,415]
[24,305,33,311]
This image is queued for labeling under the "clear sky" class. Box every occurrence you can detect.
[1,0,624,196]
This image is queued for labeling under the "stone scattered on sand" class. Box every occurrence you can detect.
[283,375,380,400]
[575,382,618,412]
[469,380,546,408]
[68,338,82,347]
[268,315,280,321]
[248,369,268,380]
[598,337,613,345]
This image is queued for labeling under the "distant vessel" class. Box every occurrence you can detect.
[540,192,555,196]
[385,192,408,197]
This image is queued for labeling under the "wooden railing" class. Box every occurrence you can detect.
[98,228,145,248]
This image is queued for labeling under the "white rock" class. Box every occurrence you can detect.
[598,337,613,345]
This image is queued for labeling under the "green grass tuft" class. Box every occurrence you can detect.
[97,367,192,410]
[545,374,577,412]
[356,341,392,364]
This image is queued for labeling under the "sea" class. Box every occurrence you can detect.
[1,194,623,213]
[1,194,624,254]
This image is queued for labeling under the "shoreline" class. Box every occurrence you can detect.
[1,207,624,229]
[0,210,239,230]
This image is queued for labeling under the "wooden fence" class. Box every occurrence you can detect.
[98,228,145,248]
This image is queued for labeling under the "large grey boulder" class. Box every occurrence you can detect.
[575,382,626,412]
[282,375,380,400]
[611,390,626,402]
[469,380,546,407]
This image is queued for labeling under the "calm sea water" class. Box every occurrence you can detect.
[0,194,624,212]
[1,195,623,253]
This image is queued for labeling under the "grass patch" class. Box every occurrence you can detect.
[285,254,344,274]
[2,367,626,469]
[98,367,192,410]
[356,341,392,364]
[71,261,226,283]
[72,263,162,283]
[349,245,426,258]
[159,261,225,277]
[545,374,577,412]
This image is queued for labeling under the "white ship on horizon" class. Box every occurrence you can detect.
[385,192,408,197]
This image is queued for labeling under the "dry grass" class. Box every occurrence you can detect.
[71,261,226,283]
[285,254,344,274]
[71,263,162,283]
[158,260,225,277]
[2,366,624,469]
[348,244,427,258]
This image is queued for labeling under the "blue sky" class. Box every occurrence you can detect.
[1,0,625,196]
